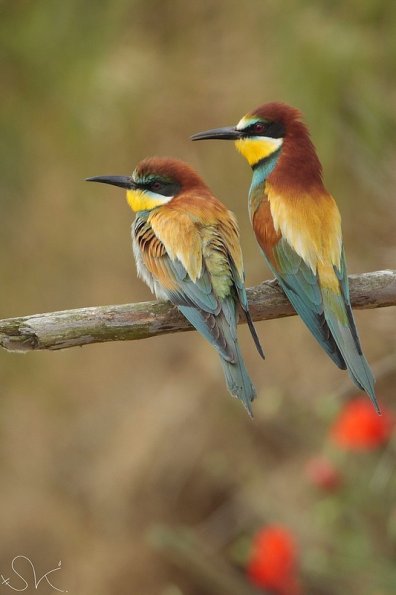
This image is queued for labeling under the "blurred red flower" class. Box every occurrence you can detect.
[305,456,342,491]
[247,525,300,595]
[331,397,394,450]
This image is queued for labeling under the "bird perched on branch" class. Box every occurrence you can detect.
[86,157,263,415]
[192,102,379,413]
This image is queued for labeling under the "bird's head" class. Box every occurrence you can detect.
[86,157,206,212]
[192,102,306,169]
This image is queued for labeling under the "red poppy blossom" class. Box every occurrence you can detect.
[305,456,342,491]
[331,398,393,450]
[247,525,300,595]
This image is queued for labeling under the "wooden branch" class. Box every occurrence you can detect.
[0,270,395,353]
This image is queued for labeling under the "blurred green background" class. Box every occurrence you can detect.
[1,1,396,593]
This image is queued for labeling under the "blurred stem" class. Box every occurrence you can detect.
[148,524,266,595]
[0,270,395,352]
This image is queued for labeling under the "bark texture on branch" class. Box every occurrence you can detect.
[0,270,395,353]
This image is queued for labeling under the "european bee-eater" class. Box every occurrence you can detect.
[86,157,264,415]
[192,102,379,412]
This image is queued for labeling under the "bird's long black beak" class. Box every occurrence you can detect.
[191,126,241,141]
[85,175,136,189]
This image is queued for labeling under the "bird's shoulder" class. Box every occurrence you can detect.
[145,199,203,282]
[145,190,244,286]
[263,184,342,270]
[176,190,244,281]
[133,215,166,258]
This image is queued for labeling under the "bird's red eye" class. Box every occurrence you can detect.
[151,181,162,191]
[252,122,266,133]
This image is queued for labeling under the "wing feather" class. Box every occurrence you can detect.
[134,214,236,361]
[252,188,346,367]
[268,237,347,368]
[133,198,261,412]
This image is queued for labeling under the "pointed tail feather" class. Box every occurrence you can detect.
[220,345,256,417]
[321,286,379,413]
[244,308,265,359]
[178,299,257,415]
[218,298,256,415]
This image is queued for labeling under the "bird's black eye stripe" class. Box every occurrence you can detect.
[246,120,285,139]
[264,120,285,138]
[144,179,181,197]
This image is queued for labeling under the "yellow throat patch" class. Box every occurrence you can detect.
[234,137,283,167]
[126,189,170,212]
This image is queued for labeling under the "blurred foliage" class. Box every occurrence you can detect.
[0,0,396,593]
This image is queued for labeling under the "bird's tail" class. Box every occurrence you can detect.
[178,297,256,416]
[319,266,379,413]
[217,297,256,416]
[219,341,256,417]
